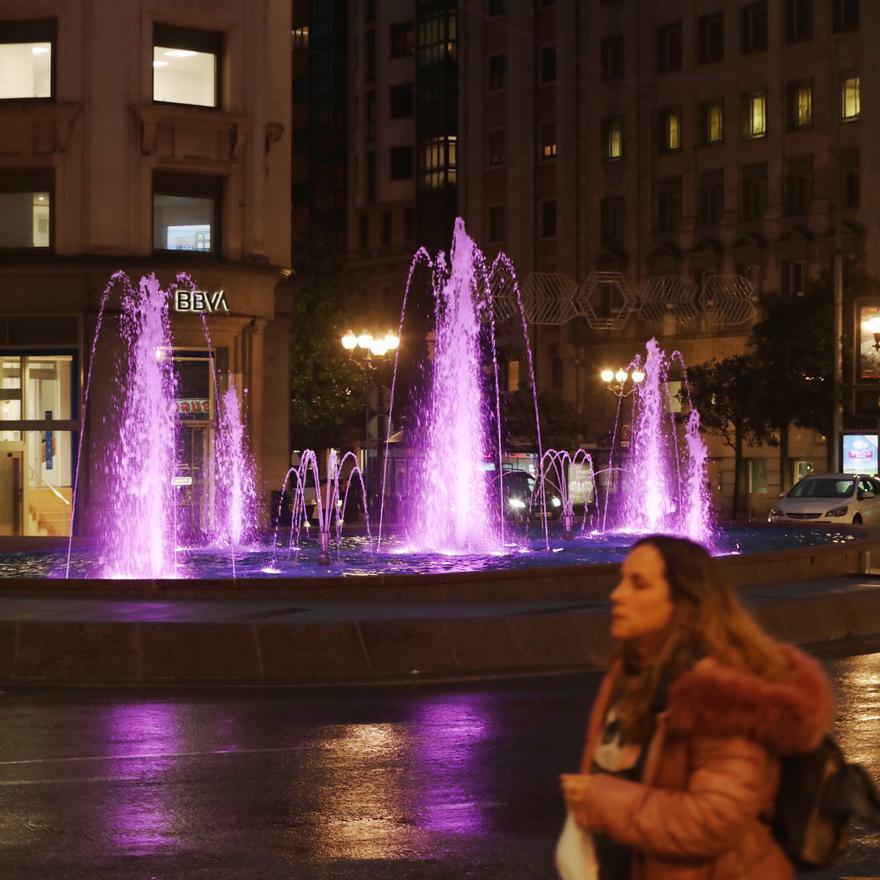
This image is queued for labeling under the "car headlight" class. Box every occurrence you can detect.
[551,497,562,508]
[825,505,848,517]
[508,498,526,509]
[768,507,784,518]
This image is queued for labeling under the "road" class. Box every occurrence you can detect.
[0,646,877,879]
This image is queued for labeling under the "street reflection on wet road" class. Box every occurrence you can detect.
[0,651,876,879]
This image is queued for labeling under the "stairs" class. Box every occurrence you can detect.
[27,486,72,536]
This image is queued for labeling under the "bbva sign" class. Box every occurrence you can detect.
[174,289,230,313]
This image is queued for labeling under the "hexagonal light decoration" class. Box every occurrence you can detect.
[488,268,520,322]
[576,271,638,330]
[637,276,699,326]
[519,273,579,325]
[699,275,757,327]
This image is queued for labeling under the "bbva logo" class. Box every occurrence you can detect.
[174,289,230,313]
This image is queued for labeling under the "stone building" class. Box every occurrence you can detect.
[0,0,292,537]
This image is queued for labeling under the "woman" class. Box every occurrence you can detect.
[560,535,834,880]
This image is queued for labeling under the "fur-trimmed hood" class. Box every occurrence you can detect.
[665,644,834,755]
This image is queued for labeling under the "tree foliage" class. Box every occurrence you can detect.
[289,240,371,451]
[504,389,580,451]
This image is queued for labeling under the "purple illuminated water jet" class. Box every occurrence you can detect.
[407,219,500,553]
[101,275,178,578]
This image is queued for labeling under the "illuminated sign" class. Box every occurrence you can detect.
[171,476,193,487]
[177,398,211,417]
[842,434,879,475]
[173,289,229,314]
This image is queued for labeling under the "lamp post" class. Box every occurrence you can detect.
[599,366,646,398]
[340,329,399,516]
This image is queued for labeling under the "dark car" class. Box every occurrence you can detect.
[499,470,562,522]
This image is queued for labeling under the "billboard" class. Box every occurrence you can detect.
[842,434,879,475]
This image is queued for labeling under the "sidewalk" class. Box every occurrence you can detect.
[0,574,876,686]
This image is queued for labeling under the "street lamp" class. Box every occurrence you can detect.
[600,366,645,398]
[340,329,400,514]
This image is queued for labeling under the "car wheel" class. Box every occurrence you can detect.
[853,513,863,525]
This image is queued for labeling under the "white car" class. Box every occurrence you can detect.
[768,473,880,525]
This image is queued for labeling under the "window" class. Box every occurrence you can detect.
[656,23,682,73]
[488,128,505,165]
[488,204,505,242]
[698,12,724,64]
[291,26,309,50]
[787,80,812,129]
[420,136,456,189]
[781,259,806,297]
[784,157,813,215]
[540,200,557,238]
[743,90,767,138]
[366,151,376,201]
[153,23,221,108]
[0,169,52,250]
[292,130,308,155]
[390,22,414,57]
[659,107,681,152]
[365,30,375,82]
[700,99,724,144]
[698,170,724,227]
[741,162,768,221]
[602,116,623,161]
[740,2,767,53]
[833,0,859,33]
[365,0,376,23]
[390,146,413,180]
[600,196,624,247]
[601,35,623,82]
[656,176,682,233]
[359,214,369,250]
[841,76,860,120]
[489,0,505,16]
[381,210,391,245]
[747,458,768,494]
[0,19,55,100]
[540,121,557,159]
[389,84,413,118]
[785,0,812,42]
[152,172,221,254]
[541,45,557,83]
[417,9,457,67]
[841,148,860,209]
[365,91,376,139]
[488,53,505,91]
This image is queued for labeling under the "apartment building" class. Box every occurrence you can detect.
[459,0,874,516]
[0,0,292,537]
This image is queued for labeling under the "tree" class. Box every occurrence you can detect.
[504,389,581,451]
[748,277,835,490]
[289,240,374,451]
[684,355,775,519]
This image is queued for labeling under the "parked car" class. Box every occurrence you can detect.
[768,473,880,525]
[499,470,563,522]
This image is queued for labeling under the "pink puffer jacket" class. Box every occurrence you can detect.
[573,644,835,880]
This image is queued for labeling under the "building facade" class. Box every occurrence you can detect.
[0,0,292,537]
[459,0,875,517]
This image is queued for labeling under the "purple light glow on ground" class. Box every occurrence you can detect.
[407,219,500,553]
[101,275,178,579]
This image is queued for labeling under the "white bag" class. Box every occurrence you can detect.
[555,810,599,880]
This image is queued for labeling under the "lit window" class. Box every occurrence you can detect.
[420,136,456,189]
[704,101,723,143]
[842,76,860,120]
[0,20,55,100]
[291,26,309,49]
[540,121,557,159]
[0,170,52,250]
[791,82,812,128]
[744,91,766,138]
[602,117,623,161]
[153,172,221,254]
[660,108,681,152]
[153,23,221,108]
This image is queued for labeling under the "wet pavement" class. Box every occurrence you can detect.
[0,646,877,879]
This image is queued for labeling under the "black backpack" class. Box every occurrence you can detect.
[773,736,880,871]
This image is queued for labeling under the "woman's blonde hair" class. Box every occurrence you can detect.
[613,534,789,742]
